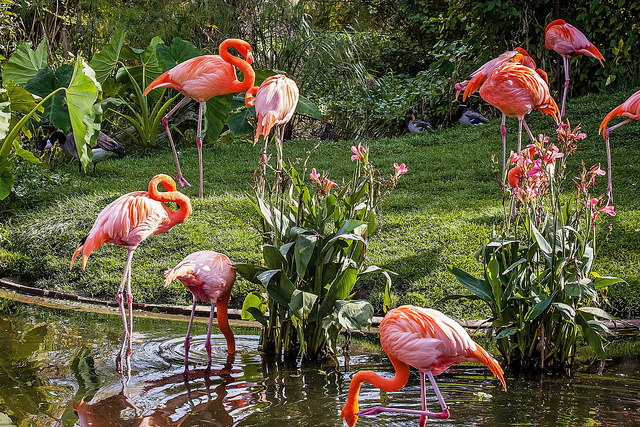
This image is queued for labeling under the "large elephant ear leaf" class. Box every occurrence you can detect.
[26,65,74,132]
[156,37,201,71]
[0,157,14,200]
[295,95,322,120]
[2,40,48,86]
[89,30,126,84]
[66,58,102,171]
[204,94,233,142]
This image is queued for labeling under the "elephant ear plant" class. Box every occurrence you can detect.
[448,122,623,372]
[235,142,406,362]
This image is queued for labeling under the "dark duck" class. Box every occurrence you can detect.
[39,131,125,172]
[406,108,433,133]
[454,104,489,126]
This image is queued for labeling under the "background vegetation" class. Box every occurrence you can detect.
[1,1,639,322]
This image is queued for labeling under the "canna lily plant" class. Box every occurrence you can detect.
[235,141,404,362]
[448,121,623,372]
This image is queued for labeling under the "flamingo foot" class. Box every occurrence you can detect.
[176,172,192,187]
[356,407,386,416]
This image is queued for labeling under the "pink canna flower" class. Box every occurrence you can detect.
[588,197,616,229]
[394,163,408,177]
[326,179,337,190]
[351,143,365,162]
[310,168,320,182]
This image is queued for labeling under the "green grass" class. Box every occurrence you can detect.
[1,90,639,319]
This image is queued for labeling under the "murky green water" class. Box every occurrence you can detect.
[1,298,639,426]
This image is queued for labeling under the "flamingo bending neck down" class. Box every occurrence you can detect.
[479,59,559,175]
[70,174,192,373]
[143,38,255,197]
[545,19,604,117]
[341,305,506,427]
[164,250,236,371]
[598,88,640,203]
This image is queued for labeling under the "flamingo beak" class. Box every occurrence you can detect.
[247,51,254,65]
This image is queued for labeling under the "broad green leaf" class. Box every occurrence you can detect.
[227,106,255,137]
[592,276,625,289]
[295,94,322,119]
[336,300,374,331]
[262,244,283,269]
[318,267,358,318]
[89,30,126,84]
[241,292,267,323]
[295,232,317,278]
[257,269,280,288]
[0,158,14,200]
[447,265,493,305]
[335,219,366,237]
[25,65,74,131]
[5,81,42,115]
[576,313,606,361]
[487,256,502,305]
[525,295,553,321]
[66,57,101,171]
[12,141,40,164]
[289,289,318,318]
[204,94,233,142]
[531,222,552,259]
[2,40,48,85]
[552,302,576,320]
[156,37,201,71]
[578,307,615,320]
[232,262,264,285]
[495,327,518,339]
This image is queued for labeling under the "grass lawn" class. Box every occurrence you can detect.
[1,90,639,319]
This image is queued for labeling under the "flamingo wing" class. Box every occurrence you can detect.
[545,20,604,65]
[254,75,300,142]
[71,192,170,269]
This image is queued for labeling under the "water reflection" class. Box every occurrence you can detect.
[0,301,639,426]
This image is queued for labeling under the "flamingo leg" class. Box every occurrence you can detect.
[501,114,507,176]
[356,370,450,420]
[196,101,204,199]
[162,96,192,188]
[419,371,427,427]
[115,249,134,374]
[604,119,632,204]
[517,118,523,152]
[205,302,216,365]
[184,296,198,372]
[522,118,536,142]
[561,56,570,117]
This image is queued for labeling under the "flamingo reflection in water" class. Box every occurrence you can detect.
[71,354,254,425]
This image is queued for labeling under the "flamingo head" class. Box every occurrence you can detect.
[234,40,253,64]
[341,404,358,427]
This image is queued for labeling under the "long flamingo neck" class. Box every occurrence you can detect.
[216,299,235,354]
[220,39,255,93]
[342,356,410,425]
[148,174,192,224]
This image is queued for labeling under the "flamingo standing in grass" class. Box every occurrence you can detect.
[164,250,236,371]
[599,88,640,203]
[341,305,506,427]
[455,48,537,174]
[545,19,604,117]
[479,59,560,174]
[70,174,192,371]
[143,39,255,198]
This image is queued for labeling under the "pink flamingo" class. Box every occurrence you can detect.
[479,59,559,174]
[70,174,192,369]
[245,74,300,144]
[341,305,506,427]
[143,39,255,197]
[598,88,640,203]
[456,48,537,174]
[545,19,604,117]
[164,250,236,370]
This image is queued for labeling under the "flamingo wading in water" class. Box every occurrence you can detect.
[598,88,640,203]
[143,39,255,197]
[545,19,604,117]
[341,305,506,426]
[456,48,537,174]
[164,250,236,371]
[479,59,559,174]
[70,174,192,370]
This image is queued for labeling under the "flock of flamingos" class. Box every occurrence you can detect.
[65,18,639,426]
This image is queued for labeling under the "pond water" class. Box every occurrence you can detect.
[1,298,639,426]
